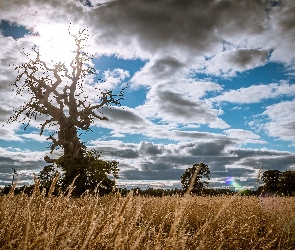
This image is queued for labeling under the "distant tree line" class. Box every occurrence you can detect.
[1,165,294,197]
[116,187,237,197]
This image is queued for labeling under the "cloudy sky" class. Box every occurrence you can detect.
[0,0,294,190]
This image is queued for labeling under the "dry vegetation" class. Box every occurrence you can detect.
[1,187,295,250]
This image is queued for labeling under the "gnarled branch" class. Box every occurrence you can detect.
[8,26,125,161]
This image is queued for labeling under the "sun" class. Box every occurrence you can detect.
[33,23,80,67]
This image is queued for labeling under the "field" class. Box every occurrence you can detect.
[0,190,295,249]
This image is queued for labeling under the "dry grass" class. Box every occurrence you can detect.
[0,189,295,250]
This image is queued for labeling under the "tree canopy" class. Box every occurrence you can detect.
[57,149,119,196]
[260,169,295,196]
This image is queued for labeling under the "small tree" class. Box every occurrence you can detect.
[260,170,295,196]
[261,170,281,195]
[279,170,295,196]
[8,26,124,195]
[38,165,61,195]
[181,163,210,194]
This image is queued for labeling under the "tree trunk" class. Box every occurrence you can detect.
[58,119,84,159]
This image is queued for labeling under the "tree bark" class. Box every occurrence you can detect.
[58,119,84,158]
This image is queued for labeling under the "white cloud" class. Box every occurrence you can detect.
[0,0,294,66]
[268,1,295,64]
[211,81,295,104]
[0,125,22,141]
[103,68,129,87]
[21,133,48,142]
[131,57,187,88]
[133,79,228,129]
[86,140,295,189]
[89,0,116,6]
[203,49,269,77]
[137,90,226,126]
[1,0,294,136]
[263,99,295,142]
[94,105,232,142]
[224,129,266,145]
[0,146,45,162]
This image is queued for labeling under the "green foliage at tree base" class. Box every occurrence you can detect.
[37,149,119,197]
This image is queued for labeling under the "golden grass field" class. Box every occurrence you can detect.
[0,189,295,250]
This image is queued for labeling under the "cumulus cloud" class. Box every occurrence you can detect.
[21,133,48,142]
[211,81,295,104]
[0,0,292,120]
[139,141,165,156]
[135,83,228,129]
[0,136,293,189]
[0,125,22,141]
[100,68,130,90]
[92,105,232,142]
[268,1,295,64]
[89,0,270,59]
[182,140,233,159]
[224,129,266,145]
[204,49,269,77]
[0,0,294,65]
[0,147,46,186]
[141,90,222,124]
[263,99,295,142]
[87,140,295,189]
[131,57,187,88]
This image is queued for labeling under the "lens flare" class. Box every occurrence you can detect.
[225,177,243,190]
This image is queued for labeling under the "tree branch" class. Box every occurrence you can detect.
[40,117,55,136]
[9,26,125,161]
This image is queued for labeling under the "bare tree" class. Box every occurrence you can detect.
[8,27,124,163]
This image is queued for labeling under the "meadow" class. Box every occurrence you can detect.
[1,187,295,250]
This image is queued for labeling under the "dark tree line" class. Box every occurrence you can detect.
[258,170,295,196]
[2,160,295,197]
[37,167,295,197]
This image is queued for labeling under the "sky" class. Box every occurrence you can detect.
[0,0,294,190]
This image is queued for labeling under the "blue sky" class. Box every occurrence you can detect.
[0,0,294,190]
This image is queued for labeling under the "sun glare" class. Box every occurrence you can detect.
[225,177,243,190]
[34,24,80,67]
